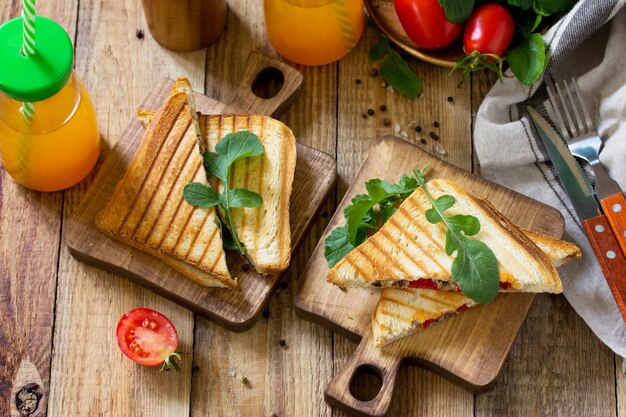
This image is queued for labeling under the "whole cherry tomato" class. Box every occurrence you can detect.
[463,3,515,56]
[394,0,463,50]
[116,308,181,370]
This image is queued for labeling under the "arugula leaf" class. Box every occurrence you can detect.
[380,51,422,98]
[184,131,265,255]
[450,238,500,303]
[324,226,355,268]
[438,0,475,23]
[533,0,576,16]
[507,33,546,85]
[324,174,419,266]
[369,34,422,98]
[346,179,417,245]
[508,0,533,10]
[226,188,263,208]
[368,40,387,61]
[414,169,500,303]
[183,182,220,208]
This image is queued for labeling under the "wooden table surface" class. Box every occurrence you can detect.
[1,2,624,417]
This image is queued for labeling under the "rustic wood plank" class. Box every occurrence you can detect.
[331,23,474,417]
[474,294,617,417]
[0,4,77,417]
[190,1,337,415]
[47,0,206,415]
[617,356,625,417]
[470,70,499,174]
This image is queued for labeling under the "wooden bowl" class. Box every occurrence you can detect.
[365,0,464,68]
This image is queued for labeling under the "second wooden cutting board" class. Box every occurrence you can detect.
[295,136,565,417]
[65,52,337,332]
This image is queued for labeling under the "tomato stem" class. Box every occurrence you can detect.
[159,352,183,372]
[451,51,505,84]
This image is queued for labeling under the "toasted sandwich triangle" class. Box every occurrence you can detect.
[95,89,233,288]
[328,179,579,293]
[372,287,476,346]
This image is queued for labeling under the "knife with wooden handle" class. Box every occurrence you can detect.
[600,192,626,256]
[527,107,626,322]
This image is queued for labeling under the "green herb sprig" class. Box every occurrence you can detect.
[413,168,500,304]
[183,131,264,255]
[324,175,418,268]
[324,167,500,304]
[369,34,422,98]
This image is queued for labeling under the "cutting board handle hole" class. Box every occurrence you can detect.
[349,364,383,402]
[251,67,285,99]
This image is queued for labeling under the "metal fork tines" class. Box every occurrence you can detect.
[547,78,622,199]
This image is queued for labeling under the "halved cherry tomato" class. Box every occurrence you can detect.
[394,0,463,50]
[463,3,514,56]
[116,308,179,368]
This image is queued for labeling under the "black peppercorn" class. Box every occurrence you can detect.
[279,339,287,347]
[361,113,368,119]
[429,131,435,138]
[380,104,387,112]
[447,96,453,102]
[382,118,391,127]
[136,30,144,39]
[367,108,374,116]
[355,78,362,85]
[433,121,440,128]
[414,125,422,133]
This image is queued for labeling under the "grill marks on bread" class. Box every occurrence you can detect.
[95,92,233,287]
[328,179,572,293]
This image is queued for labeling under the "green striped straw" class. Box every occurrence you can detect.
[21,0,36,123]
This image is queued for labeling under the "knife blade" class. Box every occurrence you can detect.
[526,107,600,221]
[527,107,626,322]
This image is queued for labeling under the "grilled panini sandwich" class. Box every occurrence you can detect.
[372,288,476,346]
[328,179,580,292]
[138,79,297,275]
[95,90,234,288]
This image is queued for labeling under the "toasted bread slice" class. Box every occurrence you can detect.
[138,103,297,275]
[202,114,296,275]
[372,288,476,346]
[328,179,577,293]
[95,90,234,288]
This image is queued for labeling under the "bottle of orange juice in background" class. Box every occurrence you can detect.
[264,0,365,66]
[0,16,100,192]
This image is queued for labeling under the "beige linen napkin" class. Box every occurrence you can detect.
[475,1,626,356]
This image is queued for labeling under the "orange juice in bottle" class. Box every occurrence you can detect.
[264,0,365,66]
[0,16,100,192]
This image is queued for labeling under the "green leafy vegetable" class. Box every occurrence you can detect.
[183,182,220,208]
[184,131,264,255]
[532,0,576,16]
[369,34,422,98]
[324,165,500,304]
[438,0,475,23]
[324,226,355,268]
[507,0,533,10]
[323,175,419,267]
[413,168,499,303]
[507,33,546,85]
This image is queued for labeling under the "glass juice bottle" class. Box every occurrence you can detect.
[264,0,365,66]
[0,16,100,192]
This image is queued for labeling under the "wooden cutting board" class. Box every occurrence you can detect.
[295,136,565,417]
[66,52,337,332]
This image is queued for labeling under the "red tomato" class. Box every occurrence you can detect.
[463,3,515,56]
[116,308,179,367]
[394,0,463,50]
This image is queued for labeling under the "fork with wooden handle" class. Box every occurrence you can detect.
[548,79,626,257]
